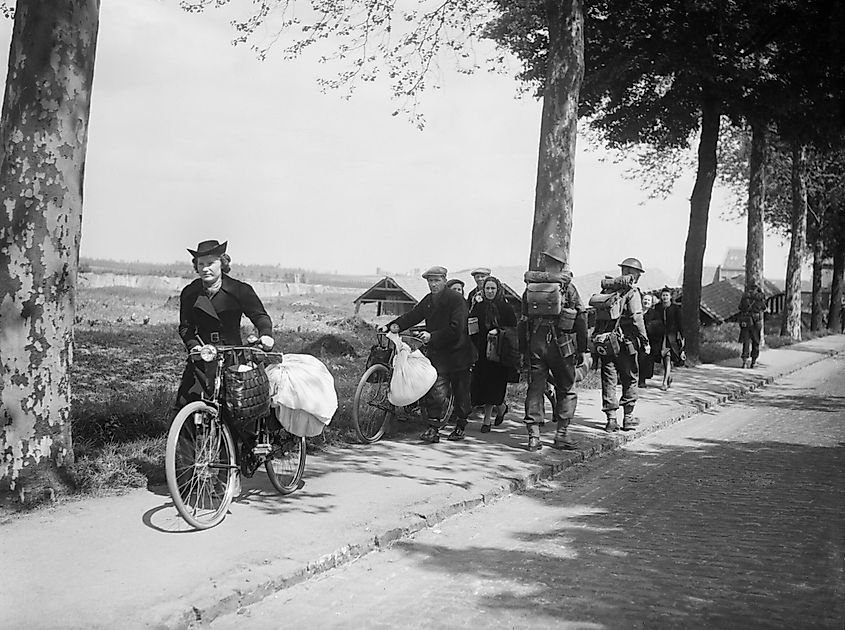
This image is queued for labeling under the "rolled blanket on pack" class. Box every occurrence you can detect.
[600,274,635,292]
[524,270,572,285]
[265,354,338,437]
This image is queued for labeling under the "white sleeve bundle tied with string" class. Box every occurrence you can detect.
[265,354,338,437]
[386,332,437,407]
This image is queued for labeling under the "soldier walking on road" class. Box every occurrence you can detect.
[521,248,589,452]
[591,257,650,432]
[738,285,767,368]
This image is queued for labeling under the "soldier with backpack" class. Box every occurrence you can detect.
[589,257,650,432]
[521,248,589,452]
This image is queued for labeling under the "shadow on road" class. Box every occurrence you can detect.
[384,434,845,628]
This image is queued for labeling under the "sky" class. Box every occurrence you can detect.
[0,0,793,280]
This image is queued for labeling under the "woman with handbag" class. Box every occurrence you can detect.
[469,276,518,432]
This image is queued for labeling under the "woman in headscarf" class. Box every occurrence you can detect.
[469,276,517,432]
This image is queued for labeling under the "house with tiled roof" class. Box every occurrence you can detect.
[697,276,784,325]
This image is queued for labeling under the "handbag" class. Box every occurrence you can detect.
[485,333,501,362]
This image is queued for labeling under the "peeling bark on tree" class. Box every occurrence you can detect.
[528,0,583,270]
[744,122,766,348]
[780,141,807,340]
[0,0,100,498]
[680,89,720,360]
[828,244,843,332]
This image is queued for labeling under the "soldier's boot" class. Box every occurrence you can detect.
[750,358,757,369]
[526,423,542,452]
[622,405,639,431]
[741,358,750,369]
[604,412,619,432]
[552,422,577,450]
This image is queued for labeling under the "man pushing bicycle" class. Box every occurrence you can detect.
[380,266,475,443]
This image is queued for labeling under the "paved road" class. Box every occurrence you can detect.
[210,353,845,629]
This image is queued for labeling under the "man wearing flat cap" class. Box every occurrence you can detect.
[385,266,474,443]
[467,267,492,307]
[175,240,275,434]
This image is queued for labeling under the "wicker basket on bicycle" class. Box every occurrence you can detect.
[224,360,271,433]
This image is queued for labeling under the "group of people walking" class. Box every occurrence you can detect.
[379,251,690,451]
[175,237,764,455]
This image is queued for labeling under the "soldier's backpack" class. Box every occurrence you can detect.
[589,275,635,323]
[523,270,569,318]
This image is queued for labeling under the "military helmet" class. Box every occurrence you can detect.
[541,247,567,265]
[618,257,645,273]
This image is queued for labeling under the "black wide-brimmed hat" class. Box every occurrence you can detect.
[187,240,228,258]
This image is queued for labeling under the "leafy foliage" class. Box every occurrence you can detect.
[180,0,501,126]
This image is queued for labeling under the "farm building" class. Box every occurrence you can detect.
[353,276,424,316]
[697,276,784,325]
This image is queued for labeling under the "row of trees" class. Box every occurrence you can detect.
[0,0,842,496]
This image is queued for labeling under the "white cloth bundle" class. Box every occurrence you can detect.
[386,332,437,407]
[265,354,338,437]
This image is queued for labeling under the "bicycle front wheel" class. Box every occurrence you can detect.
[165,401,237,530]
[352,363,394,443]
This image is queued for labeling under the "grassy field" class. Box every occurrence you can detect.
[63,285,828,499]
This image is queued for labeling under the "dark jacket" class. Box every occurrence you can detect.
[651,302,684,357]
[389,289,475,372]
[179,274,273,351]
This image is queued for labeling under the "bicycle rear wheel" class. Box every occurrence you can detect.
[352,363,394,443]
[165,401,237,530]
[266,433,306,495]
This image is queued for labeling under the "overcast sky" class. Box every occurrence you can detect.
[0,0,793,279]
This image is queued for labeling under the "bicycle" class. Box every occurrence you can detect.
[165,342,307,530]
[351,331,454,443]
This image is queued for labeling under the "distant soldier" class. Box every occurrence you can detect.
[590,257,650,432]
[521,248,589,451]
[738,285,767,368]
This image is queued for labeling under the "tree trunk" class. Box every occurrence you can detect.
[680,88,720,360]
[810,231,824,331]
[528,0,584,270]
[780,141,807,339]
[744,122,766,347]
[0,0,100,499]
[828,239,843,331]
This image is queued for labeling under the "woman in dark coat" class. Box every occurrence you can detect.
[638,293,657,386]
[469,276,517,432]
[175,240,275,412]
[650,287,684,390]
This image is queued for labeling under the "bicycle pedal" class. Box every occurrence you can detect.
[253,443,272,455]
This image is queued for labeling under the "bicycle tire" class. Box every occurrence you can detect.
[352,363,394,443]
[266,433,306,495]
[165,401,237,530]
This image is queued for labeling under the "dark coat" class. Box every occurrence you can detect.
[469,297,519,399]
[650,302,684,362]
[179,274,273,350]
[389,289,475,372]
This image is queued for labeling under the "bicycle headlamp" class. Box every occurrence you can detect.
[199,344,218,362]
